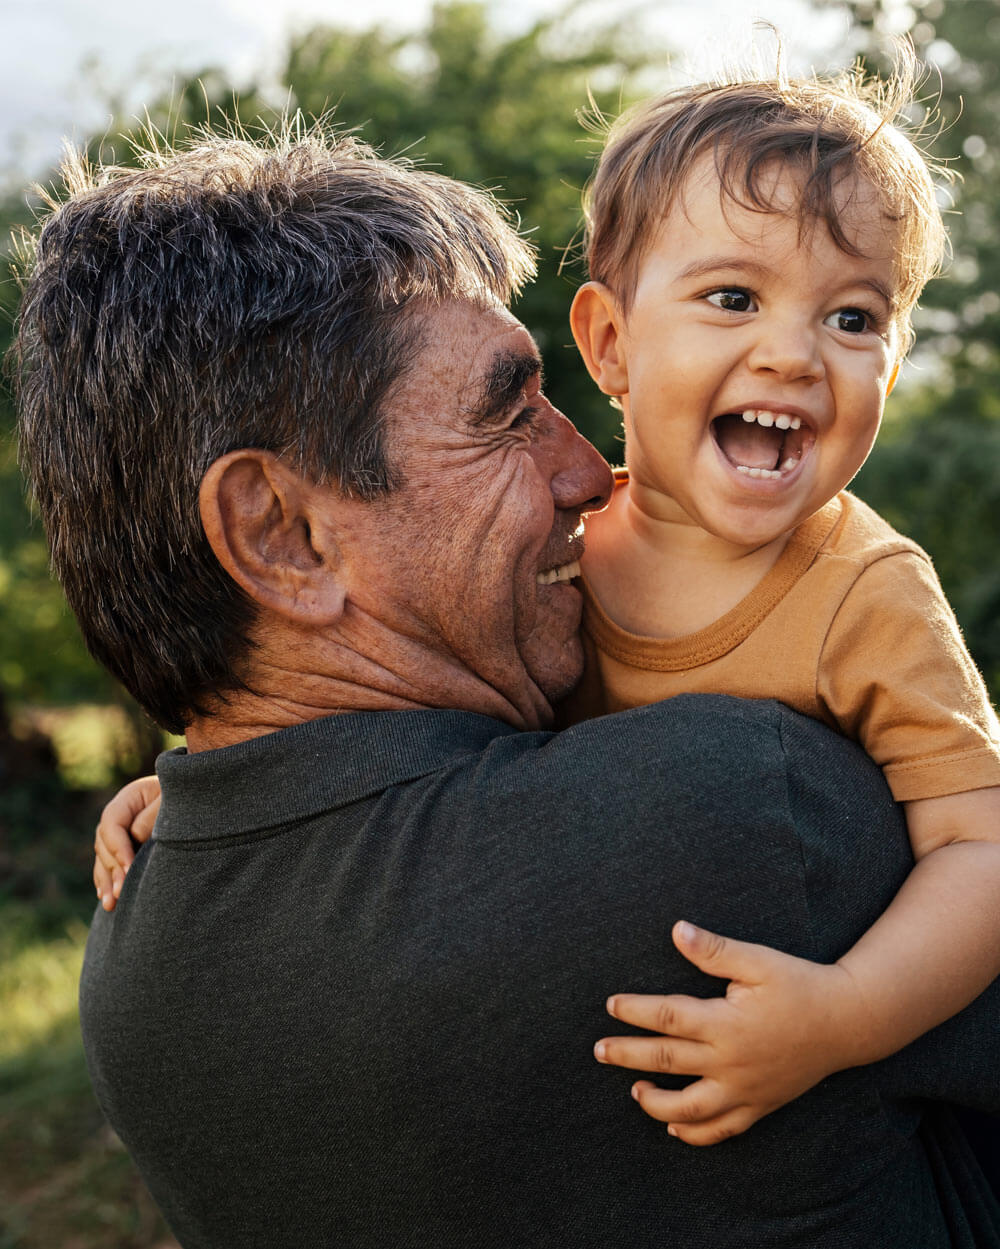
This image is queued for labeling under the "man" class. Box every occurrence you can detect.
[14,128,1000,1248]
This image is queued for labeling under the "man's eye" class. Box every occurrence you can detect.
[825,308,870,333]
[510,405,540,430]
[706,289,755,313]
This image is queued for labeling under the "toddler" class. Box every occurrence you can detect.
[565,62,1000,1144]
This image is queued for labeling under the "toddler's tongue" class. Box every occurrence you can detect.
[713,413,782,470]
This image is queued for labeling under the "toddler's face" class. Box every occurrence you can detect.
[600,156,902,551]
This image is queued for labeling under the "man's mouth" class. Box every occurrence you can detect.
[536,560,581,586]
[712,409,812,480]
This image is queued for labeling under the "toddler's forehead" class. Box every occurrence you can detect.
[649,153,904,283]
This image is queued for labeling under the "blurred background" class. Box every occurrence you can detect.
[1,0,997,1243]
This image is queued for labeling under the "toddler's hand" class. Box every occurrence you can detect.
[93,775,162,911]
[594,920,865,1146]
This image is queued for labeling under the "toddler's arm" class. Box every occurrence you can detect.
[93,775,161,910]
[594,785,1000,1146]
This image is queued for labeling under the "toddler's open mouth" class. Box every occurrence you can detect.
[712,409,813,480]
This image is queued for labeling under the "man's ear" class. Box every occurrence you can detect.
[569,282,629,396]
[199,450,346,625]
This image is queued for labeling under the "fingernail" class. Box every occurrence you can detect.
[631,1084,640,1101]
[594,1042,607,1062]
[113,880,122,898]
[606,996,618,1017]
[676,920,697,943]
[668,1125,678,1137]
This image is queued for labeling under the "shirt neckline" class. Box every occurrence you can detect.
[155,708,518,841]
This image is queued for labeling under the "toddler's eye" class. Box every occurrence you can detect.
[825,308,870,333]
[707,289,755,312]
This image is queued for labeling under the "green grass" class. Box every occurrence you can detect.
[0,907,177,1248]
[0,718,181,1246]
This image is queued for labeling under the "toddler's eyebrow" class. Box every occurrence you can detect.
[466,350,543,427]
[676,255,770,282]
[679,255,895,307]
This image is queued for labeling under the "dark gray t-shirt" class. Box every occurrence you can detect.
[79,696,1000,1247]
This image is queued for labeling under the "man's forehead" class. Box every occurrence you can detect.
[410,298,542,426]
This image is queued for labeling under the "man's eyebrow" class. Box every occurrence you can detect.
[465,350,543,427]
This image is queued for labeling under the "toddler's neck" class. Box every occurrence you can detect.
[582,476,795,639]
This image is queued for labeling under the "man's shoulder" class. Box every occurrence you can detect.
[510,694,790,788]
[494,695,896,849]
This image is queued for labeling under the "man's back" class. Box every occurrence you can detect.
[80,696,993,1247]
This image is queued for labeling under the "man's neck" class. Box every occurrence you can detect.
[183,632,551,753]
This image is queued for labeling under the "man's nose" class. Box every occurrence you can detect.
[546,410,614,513]
[746,317,825,383]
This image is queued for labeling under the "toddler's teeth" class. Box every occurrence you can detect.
[790,417,801,430]
[775,415,791,430]
[742,410,757,423]
[782,457,798,471]
[737,462,791,479]
[756,412,774,427]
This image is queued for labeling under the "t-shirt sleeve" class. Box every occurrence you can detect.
[816,551,1000,802]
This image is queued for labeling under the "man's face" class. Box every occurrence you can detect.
[331,300,613,728]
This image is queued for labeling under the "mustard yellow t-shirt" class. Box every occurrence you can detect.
[561,486,1000,803]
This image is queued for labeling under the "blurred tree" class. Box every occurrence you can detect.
[835,0,1000,698]
[284,0,652,453]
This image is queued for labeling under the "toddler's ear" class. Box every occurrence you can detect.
[570,283,629,396]
[886,360,900,397]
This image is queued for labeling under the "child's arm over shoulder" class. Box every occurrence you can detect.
[93,775,161,910]
[849,785,1000,1051]
[594,787,1000,1146]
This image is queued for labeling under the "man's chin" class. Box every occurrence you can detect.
[524,634,586,708]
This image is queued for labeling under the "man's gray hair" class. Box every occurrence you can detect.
[13,124,536,732]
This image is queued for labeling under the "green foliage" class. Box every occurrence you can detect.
[835,0,1000,701]
[855,390,1000,697]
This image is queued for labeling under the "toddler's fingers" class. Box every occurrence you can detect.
[96,820,136,872]
[94,826,123,876]
[672,919,785,986]
[94,857,114,907]
[606,992,716,1042]
[594,1033,709,1076]
[96,774,160,862]
[131,791,162,843]
[667,1106,760,1147]
[629,1077,731,1126]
